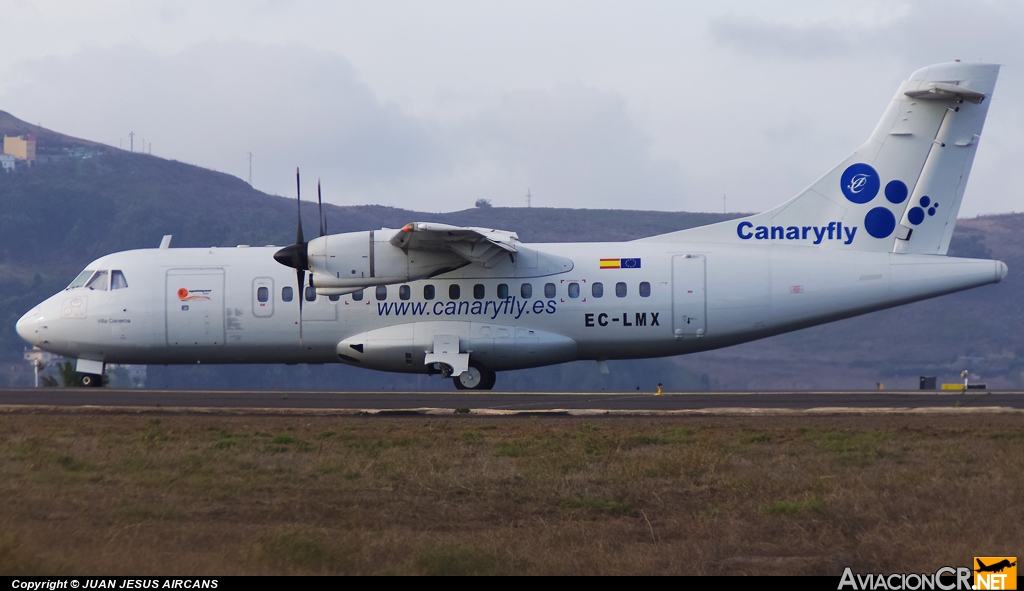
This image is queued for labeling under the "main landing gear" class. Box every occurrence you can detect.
[452,362,496,391]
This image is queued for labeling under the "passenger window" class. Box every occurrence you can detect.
[616,282,627,298]
[305,286,317,302]
[352,289,364,301]
[592,282,604,298]
[521,283,532,298]
[67,269,94,289]
[424,284,435,300]
[474,284,485,299]
[449,284,460,300]
[544,283,556,298]
[282,286,293,302]
[497,283,509,299]
[111,270,128,290]
[376,285,387,301]
[329,294,340,302]
[257,286,269,302]
[639,282,651,297]
[568,282,580,298]
[399,285,411,300]
[85,270,108,291]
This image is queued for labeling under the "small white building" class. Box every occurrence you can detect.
[0,154,14,172]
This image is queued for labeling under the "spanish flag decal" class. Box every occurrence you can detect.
[600,258,641,269]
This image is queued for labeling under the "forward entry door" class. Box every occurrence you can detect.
[672,255,706,337]
[166,268,226,346]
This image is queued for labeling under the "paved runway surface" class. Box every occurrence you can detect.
[2,388,1023,412]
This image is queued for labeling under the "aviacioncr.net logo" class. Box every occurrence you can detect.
[839,567,973,590]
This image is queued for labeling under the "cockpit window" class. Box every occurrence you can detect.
[111,270,128,290]
[67,270,94,289]
[85,270,109,291]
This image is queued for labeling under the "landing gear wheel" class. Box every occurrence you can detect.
[479,369,497,390]
[79,373,103,388]
[452,362,496,391]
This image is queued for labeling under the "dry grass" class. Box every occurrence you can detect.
[0,411,1021,575]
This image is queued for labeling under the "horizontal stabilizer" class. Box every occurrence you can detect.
[905,82,986,103]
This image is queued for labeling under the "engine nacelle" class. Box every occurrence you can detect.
[306,229,466,289]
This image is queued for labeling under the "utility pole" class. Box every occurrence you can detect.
[129,131,135,153]
[247,152,254,186]
[723,194,727,214]
[526,188,532,208]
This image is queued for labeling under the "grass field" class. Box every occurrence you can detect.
[0,411,1021,575]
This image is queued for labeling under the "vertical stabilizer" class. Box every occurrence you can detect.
[647,62,999,254]
[891,63,999,254]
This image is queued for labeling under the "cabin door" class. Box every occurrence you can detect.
[166,268,226,346]
[672,255,706,337]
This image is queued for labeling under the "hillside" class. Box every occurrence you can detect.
[0,111,1021,391]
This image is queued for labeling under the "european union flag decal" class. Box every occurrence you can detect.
[621,258,641,268]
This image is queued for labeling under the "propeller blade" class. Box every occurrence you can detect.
[318,179,326,237]
[297,268,305,345]
[297,167,306,344]
[271,168,309,345]
[295,167,304,245]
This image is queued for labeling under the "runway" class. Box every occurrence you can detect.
[2,388,1023,414]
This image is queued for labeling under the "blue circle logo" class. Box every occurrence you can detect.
[841,163,880,204]
[864,207,896,239]
[884,180,908,204]
[907,196,939,226]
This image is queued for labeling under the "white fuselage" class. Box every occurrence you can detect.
[16,240,1006,375]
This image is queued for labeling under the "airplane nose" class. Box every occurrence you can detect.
[16,307,41,344]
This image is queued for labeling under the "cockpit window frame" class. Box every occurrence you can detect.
[85,270,109,291]
[66,269,95,290]
[111,270,129,290]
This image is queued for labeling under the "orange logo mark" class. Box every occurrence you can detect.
[177,287,211,301]
[975,557,1017,590]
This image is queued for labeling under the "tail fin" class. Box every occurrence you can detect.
[655,62,999,254]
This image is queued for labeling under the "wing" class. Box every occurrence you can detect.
[389,222,520,269]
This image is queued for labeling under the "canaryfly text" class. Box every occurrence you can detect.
[737,221,857,245]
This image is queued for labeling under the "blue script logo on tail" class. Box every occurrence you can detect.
[841,163,881,204]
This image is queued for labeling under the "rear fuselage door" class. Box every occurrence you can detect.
[672,254,706,337]
[166,268,226,346]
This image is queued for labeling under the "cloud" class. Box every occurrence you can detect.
[0,41,692,212]
[709,16,868,60]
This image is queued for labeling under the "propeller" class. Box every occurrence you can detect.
[318,179,327,237]
[272,168,307,344]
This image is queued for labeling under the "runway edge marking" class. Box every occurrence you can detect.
[0,405,1021,416]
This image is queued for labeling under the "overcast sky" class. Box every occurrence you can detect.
[0,0,1021,216]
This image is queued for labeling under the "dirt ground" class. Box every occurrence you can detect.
[0,410,1020,575]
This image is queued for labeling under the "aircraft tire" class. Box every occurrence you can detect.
[79,373,103,388]
[452,362,496,391]
[479,368,497,390]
